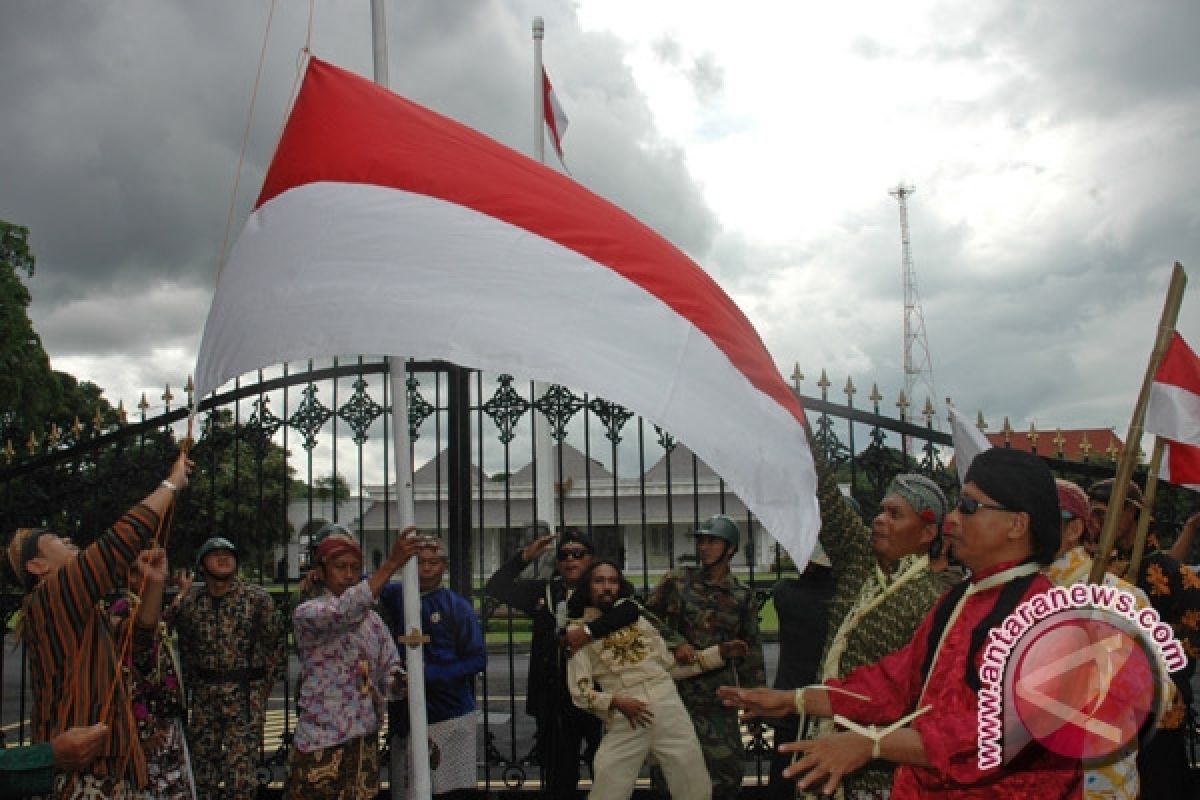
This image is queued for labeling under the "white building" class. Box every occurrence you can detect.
[283,442,784,579]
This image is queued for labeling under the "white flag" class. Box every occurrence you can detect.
[948,405,992,484]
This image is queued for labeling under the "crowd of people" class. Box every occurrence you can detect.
[2,442,1198,799]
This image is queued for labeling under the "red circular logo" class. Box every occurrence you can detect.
[1010,614,1158,761]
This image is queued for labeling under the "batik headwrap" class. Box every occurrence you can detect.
[316,533,362,565]
[886,474,948,528]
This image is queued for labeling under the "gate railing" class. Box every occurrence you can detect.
[2,361,1196,789]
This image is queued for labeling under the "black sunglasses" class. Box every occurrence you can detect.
[557,548,590,561]
[956,495,1011,515]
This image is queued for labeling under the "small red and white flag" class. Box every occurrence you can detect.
[542,67,568,164]
[1146,332,1200,446]
[1145,332,1200,490]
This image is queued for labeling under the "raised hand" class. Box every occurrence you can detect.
[521,531,558,563]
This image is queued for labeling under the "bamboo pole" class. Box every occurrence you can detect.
[1089,262,1188,583]
[1127,437,1166,578]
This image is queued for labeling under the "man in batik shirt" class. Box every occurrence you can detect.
[1086,478,1200,800]
[807,440,959,799]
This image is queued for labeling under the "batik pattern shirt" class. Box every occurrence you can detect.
[1108,546,1200,730]
[812,450,957,795]
[291,580,402,752]
[1044,546,1145,800]
[827,564,1082,799]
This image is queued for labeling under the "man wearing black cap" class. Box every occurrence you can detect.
[1086,478,1199,800]
[172,536,284,800]
[484,527,640,796]
[720,448,1082,798]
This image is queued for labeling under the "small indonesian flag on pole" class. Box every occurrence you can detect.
[1146,331,1200,490]
[543,67,569,165]
[1146,332,1200,446]
[1161,441,1200,492]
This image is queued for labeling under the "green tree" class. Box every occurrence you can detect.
[0,219,118,452]
[311,472,351,503]
[173,409,298,577]
[0,220,54,445]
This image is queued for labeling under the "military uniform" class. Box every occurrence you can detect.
[646,565,765,800]
[172,579,285,800]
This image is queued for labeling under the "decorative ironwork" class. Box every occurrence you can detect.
[405,374,435,440]
[587,396,633,445]
[654,424,676,453]
[533,384,584,443]
[245,396,285,457]
[1079,431,1092,460]
[1053,428,1066,457]
[287,385,333,451]
[336,377,385,445]
[481,375,530,445]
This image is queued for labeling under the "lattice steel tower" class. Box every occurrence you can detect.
[889,184,936,424]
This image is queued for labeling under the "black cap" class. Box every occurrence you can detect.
[557,529,595,555]
[963,448,1060,565]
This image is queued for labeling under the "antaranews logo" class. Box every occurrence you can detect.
[976,582,1185,769]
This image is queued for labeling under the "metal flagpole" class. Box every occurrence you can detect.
[531,16,559,539]
[372,2,432,797]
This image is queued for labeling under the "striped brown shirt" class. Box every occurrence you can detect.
[19,503,159,790]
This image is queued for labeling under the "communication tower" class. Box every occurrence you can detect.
[889,184,937,425]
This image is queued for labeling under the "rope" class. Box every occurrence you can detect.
[215,0,280,284]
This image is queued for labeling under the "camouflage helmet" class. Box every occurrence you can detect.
[194,536,237,573]
[690,514,740,550]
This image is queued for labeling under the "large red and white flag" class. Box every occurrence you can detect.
[1146,332,1200,446]
[542,66,568,164]
[194,57,820,566]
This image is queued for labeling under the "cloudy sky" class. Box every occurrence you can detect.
[3,0,1199,460]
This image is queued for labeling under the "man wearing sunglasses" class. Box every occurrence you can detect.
[1085,478,1199,800]
[721,447,1081,798]
[485,527,641,797]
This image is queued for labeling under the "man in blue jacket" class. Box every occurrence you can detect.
[381,536,485,799]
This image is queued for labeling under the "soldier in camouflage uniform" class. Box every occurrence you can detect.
[646,515,765,800]
[171,537,285,800]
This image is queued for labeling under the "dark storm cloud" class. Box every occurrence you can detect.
[0,1,720,386]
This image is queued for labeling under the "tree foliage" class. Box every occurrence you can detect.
[0,219,118,451]
[172,409,297,577]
